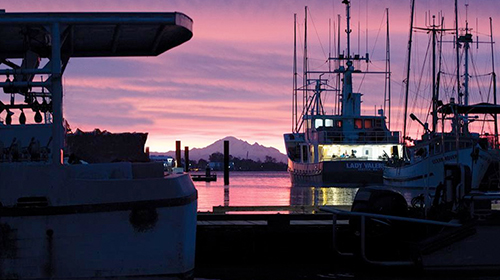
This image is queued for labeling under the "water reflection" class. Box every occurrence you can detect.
[194,171,499,214]
[289,186,358,207]
[194,171,361,212]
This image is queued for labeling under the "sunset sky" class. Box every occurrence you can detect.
[1,0,499,153]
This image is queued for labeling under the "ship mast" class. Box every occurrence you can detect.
[458,3,473,133]
[403,0,416,144]
[455,0,461,105]
[384,8,392,129]
[293,13,298,133]
[344,0,351,60]
[490,17,499,148]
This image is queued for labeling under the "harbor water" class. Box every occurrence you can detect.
[194,171,431,212]
[194,171,500,280]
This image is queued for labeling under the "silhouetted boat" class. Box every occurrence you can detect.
[383,0,500,191]
[0,11,197,279]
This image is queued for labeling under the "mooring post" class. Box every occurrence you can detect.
[175,140,181,168]
[224,140,229,185]
[184,146,189,172]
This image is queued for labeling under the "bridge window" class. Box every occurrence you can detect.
[375,119,383,128]
[314,119,323,128]
[354,119,362,129]
[325,119,333,127]
[364,119,372,129]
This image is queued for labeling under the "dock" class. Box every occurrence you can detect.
[195,206,360,279]
[194,201,500,279]
[191,174,217,182]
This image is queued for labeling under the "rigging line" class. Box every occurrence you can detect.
[308,8,328,60]
[479,78,491,134]
[356,9,386,93]
[411,36,432,127]
[366,0,368,59]
[470,73,495,78]
[309,59,329,70]
[470,51,486,102]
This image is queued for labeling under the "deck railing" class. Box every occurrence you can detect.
[320,206,461,267]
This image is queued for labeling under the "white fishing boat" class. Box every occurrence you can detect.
[284,0,402,186]
[321,1,500,272]
[383,2,500,190]
[0,12,197,279]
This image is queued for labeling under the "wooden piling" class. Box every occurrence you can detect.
[224,140,229,185]
[175,140,181,168]
[184,146,189,172]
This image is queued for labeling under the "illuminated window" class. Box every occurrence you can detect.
[354,119,362,129]
[315,119,323,128]
[364,119,372,129]
[325,119,333,127]
[337,120,343,128]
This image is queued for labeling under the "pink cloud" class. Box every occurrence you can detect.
[1,0,499,154]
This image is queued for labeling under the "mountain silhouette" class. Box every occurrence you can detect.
[153,136,287,163]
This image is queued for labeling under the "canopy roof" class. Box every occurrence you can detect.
[0,11,193,58]
[438,102,500,114]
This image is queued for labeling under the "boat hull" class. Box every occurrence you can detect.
[383,148,493,189]
[289,159,386,186]
[0,163,197,280]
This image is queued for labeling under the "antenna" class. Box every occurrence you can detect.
[344,0,351,60]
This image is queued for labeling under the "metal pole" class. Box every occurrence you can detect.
[184,146,189,172]
[175,140,181,168]
[432,16,438,133]
[51,22,63,166]
[455,0,461,104]
[224,140,229,185]
[303,6,308,128]
[490,17,498,148]
[293,13,298,133]
[345,0,351,60]
[337,14,341,115]
[403,0,415,148]
[384,8,391,129]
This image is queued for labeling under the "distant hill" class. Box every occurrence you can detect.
[152,136,287,163]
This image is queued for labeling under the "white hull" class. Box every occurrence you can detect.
[288,159,386,186]
[383,148,493,189]
[0,163,197,279]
